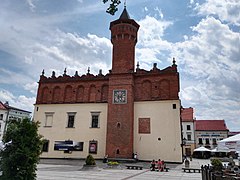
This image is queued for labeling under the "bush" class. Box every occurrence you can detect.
[85,154,96,165]
[211,158,223,171]
[107,161,119,166]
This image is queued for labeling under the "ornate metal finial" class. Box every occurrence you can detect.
[75,71,79,77]
[136,61,140,69]
[41,69,45,76]
[99,69,102,75]
[52,71,56,78]
[153,63,157,68]
[64,68,67,75]
[87,67,90,74]
[124,0,126,8]
[173,57,176,65]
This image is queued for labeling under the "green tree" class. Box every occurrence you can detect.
[0,118,42,180]
[102,0,121,15]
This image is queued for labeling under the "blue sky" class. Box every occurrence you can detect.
[0,0,239,131]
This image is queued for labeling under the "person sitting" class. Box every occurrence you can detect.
[161,160,165,171]
[157,159,162,171]
[150,160,156,171]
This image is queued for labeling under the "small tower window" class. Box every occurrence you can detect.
[117,122,121,128]
[116,149,120,154]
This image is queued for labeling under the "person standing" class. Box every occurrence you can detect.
[134,152,138,161]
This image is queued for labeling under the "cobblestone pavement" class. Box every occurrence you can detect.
[37,158,211,180]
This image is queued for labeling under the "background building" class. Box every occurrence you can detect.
[0,101,31,141]
[195,120,229,149]
[33,8,182,163]
[181,107,196,156]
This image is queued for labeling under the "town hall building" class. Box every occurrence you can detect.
[33,8,182,163]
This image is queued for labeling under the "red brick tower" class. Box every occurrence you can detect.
[106,8,139,158]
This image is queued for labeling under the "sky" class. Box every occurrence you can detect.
[0,0,239,131]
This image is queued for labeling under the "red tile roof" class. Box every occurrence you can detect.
[195,120,228,131]
[181,107,194,122]
[0,102,7,110]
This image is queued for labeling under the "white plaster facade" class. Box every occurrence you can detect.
[182,121,196,155]
[0,109,8,141]
[195,131,228,149]
[34,100,182,163]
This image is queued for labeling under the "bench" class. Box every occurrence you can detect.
[182,168,201,173]
[126,165,143,170]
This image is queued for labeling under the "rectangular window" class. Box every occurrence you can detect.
[187,134,191,141]
[0,114,3,120]
[172,104,176,109]
[91,115,99,128]
[45,112,54,127]
[187,125,191,130]
[198,138,203,144]
[91,112,100,128]
[205,138,210,145]
[67,113,76,128]
[212,138,217,145]
[42,140,49,152]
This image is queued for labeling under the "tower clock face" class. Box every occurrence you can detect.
[113,90,127,104]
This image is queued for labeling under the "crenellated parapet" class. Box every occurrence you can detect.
[36,59,179,105]
[36,68,110,105]
[134,59,179,101]
[39,69,109,83]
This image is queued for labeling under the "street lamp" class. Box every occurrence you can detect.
[183,138,187,146]
[182,137,187,160]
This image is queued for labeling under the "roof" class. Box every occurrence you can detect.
[219,133,240,142]
[0,102,7,110]
[194,146,211,152]
[181,107,194,122]
[228,131,240,136]
[0,101,31,113]
[195,120,228,131]
[119,7,130,19]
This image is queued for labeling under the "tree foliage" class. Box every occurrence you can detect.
[0,118,42,180]
[103,0,121,15]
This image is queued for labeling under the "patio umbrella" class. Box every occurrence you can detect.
[193,146,211,159]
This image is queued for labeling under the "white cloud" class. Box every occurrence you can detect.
[24,82,38,95]
[0,90,15,102]
[26,0,36,12]
[33,30,112,75]
[154,7,164,19]
[136,15,173,66]
[173,16,240,128]
[196,0,240,26]
[190,0,195,4]
[0,90,35,113]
